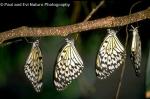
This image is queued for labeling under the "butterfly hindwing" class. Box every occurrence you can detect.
[24,40,43,92]
[96,29,125,79]
[130,26,141,76]
[54,39,84,91]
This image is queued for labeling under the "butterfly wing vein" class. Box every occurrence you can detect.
[96,33,125,79]
[24,41,43,92]
[54,42,83,91]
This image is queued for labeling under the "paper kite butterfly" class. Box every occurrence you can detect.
[96,29,125,79]
[54,38,84,91]
[24,40,43,92]
[130,26,141,76]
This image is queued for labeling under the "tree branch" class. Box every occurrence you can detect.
[0,7,149,44]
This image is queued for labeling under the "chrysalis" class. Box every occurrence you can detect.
[130,26,141,76]
[24,40,43,92]
[96,29,125,79]
[54,38,84,91]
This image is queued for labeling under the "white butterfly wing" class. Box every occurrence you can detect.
[54,39,84,91]
[96,30,125,79]
[24,40,43,92]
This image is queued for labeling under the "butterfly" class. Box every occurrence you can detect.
[130,26,141,76]
[54,38,84,91]
[24,40,43,92]
[96,29,125,79]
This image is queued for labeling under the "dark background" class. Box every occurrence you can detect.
[0,0,149,99]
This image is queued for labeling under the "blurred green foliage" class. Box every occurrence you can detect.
[0,47,10,86]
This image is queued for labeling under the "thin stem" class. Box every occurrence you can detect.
[75,0,105,40]
[0,39,22,47]
[115,30,128,99]
[84,0,104,22]
[115,1,142,99]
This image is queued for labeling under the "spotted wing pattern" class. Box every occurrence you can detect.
[54,39,84,91]
[96,29,125,79]
[130,26,141,76]
[24,40,43,92]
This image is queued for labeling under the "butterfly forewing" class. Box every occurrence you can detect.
[24,40,43,92]
[130,27,141,76]
[96,29,125,79]
[54,39,84,91]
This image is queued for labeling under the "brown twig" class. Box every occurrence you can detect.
[75,0,105,40]
[0,7,149,44]
[84,0,104,22]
